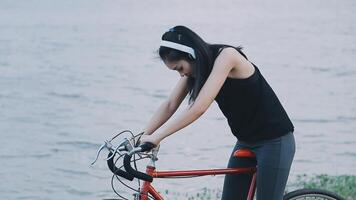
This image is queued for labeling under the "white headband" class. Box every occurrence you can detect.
[160,40,196,59]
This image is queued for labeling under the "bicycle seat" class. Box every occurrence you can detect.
[233,149,255,158]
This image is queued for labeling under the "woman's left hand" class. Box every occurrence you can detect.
[139,134,162,146]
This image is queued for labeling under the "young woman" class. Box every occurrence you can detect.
[139,25,295,200]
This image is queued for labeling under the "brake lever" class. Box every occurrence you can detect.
[106,145,123,161]
[91,140,113,165]
[92,137,135,165]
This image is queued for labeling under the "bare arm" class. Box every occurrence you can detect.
[151,48,244,143]
[143,76,189,135]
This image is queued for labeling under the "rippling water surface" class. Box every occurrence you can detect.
[0,0,355,199]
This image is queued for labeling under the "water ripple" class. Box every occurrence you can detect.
[46,91,84,100]
[0,153,51,159]
[56,141,100,150]
[56,168,90,176]
[294,116,356,124]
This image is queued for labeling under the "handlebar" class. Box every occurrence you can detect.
[107,151,135,181]
[92,138,136,181]
[123,142,156,182]
[92,135,157,182]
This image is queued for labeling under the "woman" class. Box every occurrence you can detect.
[139,25,295,200]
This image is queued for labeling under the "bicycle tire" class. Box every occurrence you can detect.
[283,188,345,200]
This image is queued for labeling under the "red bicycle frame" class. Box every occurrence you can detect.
[138,149,257,200]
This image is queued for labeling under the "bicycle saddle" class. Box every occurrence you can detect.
[233,149,256,158]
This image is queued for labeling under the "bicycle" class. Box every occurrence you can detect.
[91,130,345,200]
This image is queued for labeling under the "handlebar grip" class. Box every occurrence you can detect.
[123,154,153,182]
[139,142,156,152]
[107,152,134,181]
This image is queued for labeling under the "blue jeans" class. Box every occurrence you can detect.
[221,132,296,200]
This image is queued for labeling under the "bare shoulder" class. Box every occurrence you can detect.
[213,47,239,70]
[216,47,254,79]
[216,47,247,64]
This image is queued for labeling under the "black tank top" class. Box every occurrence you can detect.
[213,46,294,142]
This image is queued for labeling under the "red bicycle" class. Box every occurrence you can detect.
[92,131,345,200]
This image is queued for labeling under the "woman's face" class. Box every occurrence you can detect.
[164,59,194,77]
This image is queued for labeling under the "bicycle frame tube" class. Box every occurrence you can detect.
[139,166,257,200]
[139,166,164,200]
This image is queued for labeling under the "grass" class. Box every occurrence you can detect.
[164,187,222,200]
[166,174,356,200]
[286,174,356,200]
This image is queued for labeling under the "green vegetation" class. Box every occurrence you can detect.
[286,174,356,200]
[166,174,355,200]
[163,187,222,200]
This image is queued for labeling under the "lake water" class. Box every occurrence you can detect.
[0,0,355,199]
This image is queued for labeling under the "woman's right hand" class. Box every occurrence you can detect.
[138,133,161,147]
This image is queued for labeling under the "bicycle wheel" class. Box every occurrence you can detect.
[283,189,345,200]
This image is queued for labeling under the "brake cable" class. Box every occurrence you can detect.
[108,131,154,199]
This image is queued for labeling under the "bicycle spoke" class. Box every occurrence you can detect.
[284,188,344,200]
[288,195,339,200]
[290,197,336,200]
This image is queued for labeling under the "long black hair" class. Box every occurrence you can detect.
[158,25,245,103]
